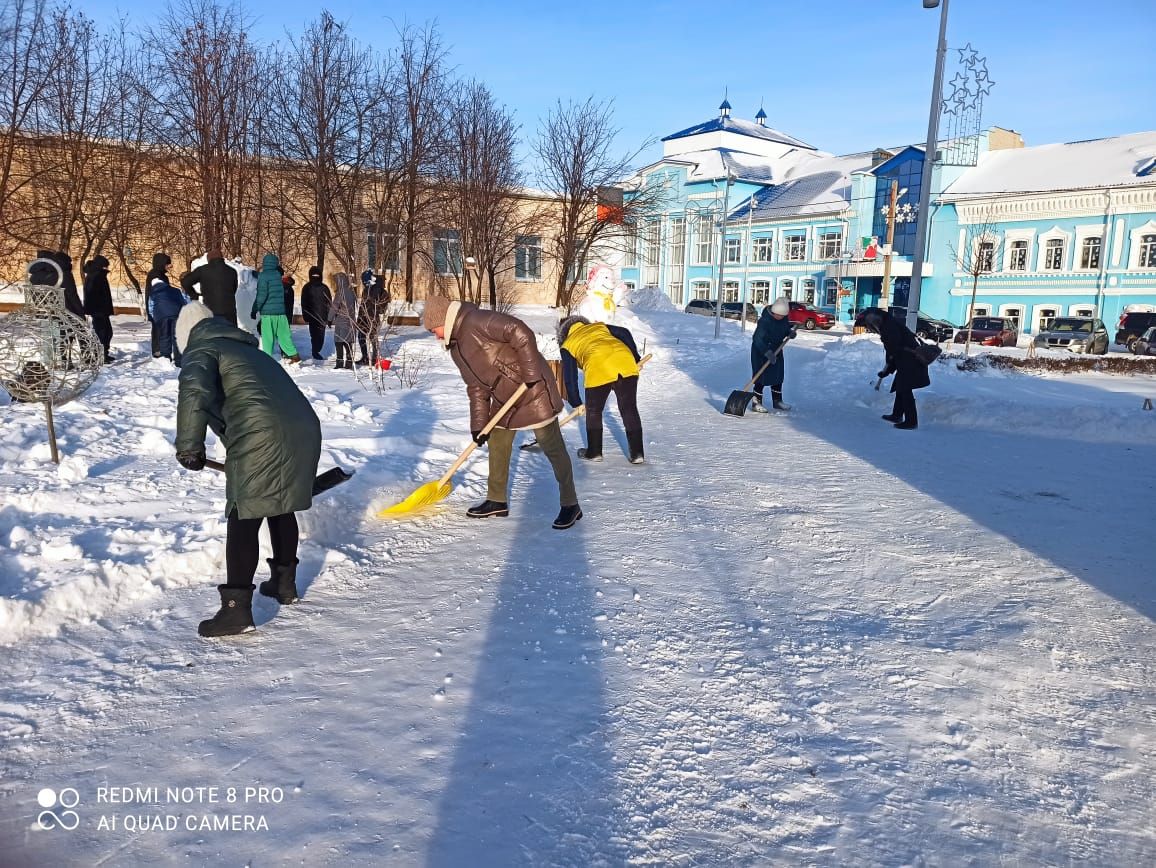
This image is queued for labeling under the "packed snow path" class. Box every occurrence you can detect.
[2,313,1154,866]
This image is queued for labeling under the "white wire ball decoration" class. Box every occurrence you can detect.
[0,257,103,405]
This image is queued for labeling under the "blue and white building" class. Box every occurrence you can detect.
[621,101,1156,334]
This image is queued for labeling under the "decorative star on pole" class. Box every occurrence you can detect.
[958,42,979,67]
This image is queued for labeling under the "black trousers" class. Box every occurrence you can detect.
[90,315,112,353]
[225,511,299,587]
[336,341,352,364]
[308,322,327,357]
[891,389,918,424]
[150,318,160,356]
[585,375,642,437]
[156,316,179,363]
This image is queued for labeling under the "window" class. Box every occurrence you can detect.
[824,278,839,306]
[1139,233,1156,268]
[692,281,711,300]
[752,235,774,262]
[514,235,542,280]
[723,280,739,303]
[433,228,461,275]
[566,241,587,283]
[817,230,843,259]
[781,278,794,300]
[623,223,638,267]
[367,225,401,272]
[724,237,741,264]
[1038,307,1059,331]
[694,214,714,264]
[1044,238,1064,271]
[802,278,816,304]
[750,280,770,305]
[668,281,683,306]
[669,217,686,267]
[1009,240,1028,271]
[784,232,806,262]
[1003,307,1023,330]
[641,220,660,287]
[978,241,995,273]
[1080,236,1101,270]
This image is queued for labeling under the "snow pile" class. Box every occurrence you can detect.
[623,285,678,312]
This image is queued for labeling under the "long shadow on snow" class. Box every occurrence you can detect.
[428,439,626,866]
[682,340,1156,622]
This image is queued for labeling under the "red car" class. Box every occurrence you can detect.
[952,316,1018,347]
[786,301,835,330]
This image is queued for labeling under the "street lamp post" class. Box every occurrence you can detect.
[713,172,735,339]
[906,0,950,333]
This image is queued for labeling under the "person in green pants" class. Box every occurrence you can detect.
[251,252,300,363]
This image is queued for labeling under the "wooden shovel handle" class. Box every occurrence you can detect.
[738,356,774,394]
[638,353,652,368]
[438,383,529,487]
[205,459,225,472]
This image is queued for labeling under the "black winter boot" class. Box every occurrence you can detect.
[577,428,603,461]
[771,387,791,411]
[626,429,645,464]
[198,585,256,637]
[467,500,509,518]
[552,504,583,530]
[259,558,300,604]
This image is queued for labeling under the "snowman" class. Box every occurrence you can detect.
[575,264,626,323]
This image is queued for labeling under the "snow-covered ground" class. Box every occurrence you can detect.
[2,308,1154,866]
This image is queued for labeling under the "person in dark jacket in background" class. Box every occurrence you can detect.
[83,254,114,363]
[300,265,332,361]
[145,252,173,357]
[750,297,797,412]
[147,275,187,365]
[557,315,646,464]
[252,252,300,363]
[356,274,389,365]
[423,295,581,529]
[173,301,322,637]
[330,272,358,370]
[282,272,296,324]
[181,249,239,325]
[860,307,930,430]
[38,250,84,319]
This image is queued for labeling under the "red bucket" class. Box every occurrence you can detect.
[377,358,392,370]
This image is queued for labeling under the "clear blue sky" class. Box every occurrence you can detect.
[91,0,1155,169]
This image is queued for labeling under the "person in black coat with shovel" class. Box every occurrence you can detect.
[750,297,796,412]
[860,307,930,430]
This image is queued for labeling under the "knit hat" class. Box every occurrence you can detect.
[308,265,322,280]
[770,297,790,316]
[423,295,451,332]
[176,301,214,352]
[556,315,590,345]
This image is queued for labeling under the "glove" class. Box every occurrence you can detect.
[764,348,780,361]
[250,307,258,320]
[877,370,890,379]
[472,430,489,447]
[176,449,206,471]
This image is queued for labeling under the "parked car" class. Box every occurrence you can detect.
[1130,326,1156,356]
[1032,317,1110,355]
[720,301,760,322]
[914,313,956,342]
[953,316,1018,347]
[786,301,835,330]
[684,299,716,317]
[1114,311,1156,350]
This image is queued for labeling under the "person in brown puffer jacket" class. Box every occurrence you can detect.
[422,296,581,530]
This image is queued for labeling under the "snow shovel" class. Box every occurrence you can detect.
[378,383,528,517]
[520,354,651,452]
[205,459,355,496]
[723,347,783,417]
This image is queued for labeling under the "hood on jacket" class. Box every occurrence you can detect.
[92,254,110,271]
[557,315,590,345]
[261,253,280,272]
[151,253,171,272]
[308,266,322,280]
[177,301,214,352]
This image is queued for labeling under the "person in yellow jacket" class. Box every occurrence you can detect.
[557,315,645,464]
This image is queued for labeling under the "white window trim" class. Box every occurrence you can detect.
[998,304,1025,327]
[783,230,807,263]
[970,234,999,273]
[1003,229,1035,272]
[514,235,543,282]
[1068,303,1097,317]
[967,303,991,320]
[1074,225,1104,272]
[1129,220,1156,269]
[751,233,775,264]
[1036,226,1072,272]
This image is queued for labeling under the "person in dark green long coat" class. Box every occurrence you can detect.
[173,301,322,637]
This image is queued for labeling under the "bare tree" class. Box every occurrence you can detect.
[950,211,1003,357]
[533,97,659,310]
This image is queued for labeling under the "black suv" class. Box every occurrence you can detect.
[684,299,716,317]
[720,302,760,322]
[1115,311,1156,350]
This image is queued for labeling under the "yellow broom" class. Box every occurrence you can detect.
[378,383,528,517]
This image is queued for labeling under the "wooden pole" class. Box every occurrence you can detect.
[44,400,60,464]
[880,180,898,310]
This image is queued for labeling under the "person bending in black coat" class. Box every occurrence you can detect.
[860,307,931,430]
[82,255,114,363]
[750,297,797,411]
[300,265,332,360]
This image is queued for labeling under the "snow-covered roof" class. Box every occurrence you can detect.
[944,131,1156,196]
[662,115,814,150]
[732,152,874,220]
